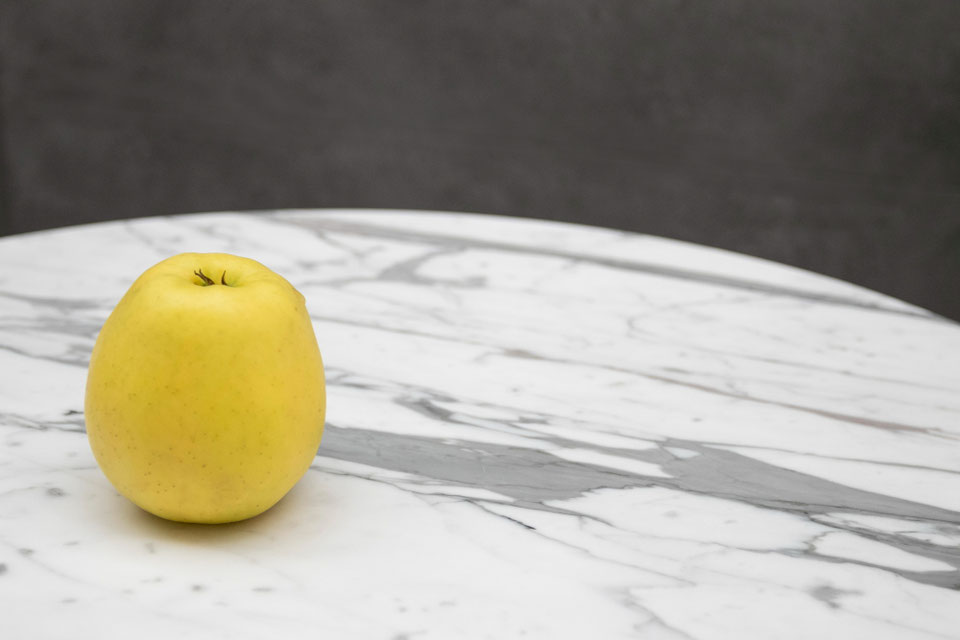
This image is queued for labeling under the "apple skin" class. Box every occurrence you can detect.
[85,253,325,523]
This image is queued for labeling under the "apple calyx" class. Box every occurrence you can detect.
[194,269,229,286]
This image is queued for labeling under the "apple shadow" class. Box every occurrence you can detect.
[118,472,328,547]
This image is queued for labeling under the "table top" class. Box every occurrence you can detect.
[1,209,959,639]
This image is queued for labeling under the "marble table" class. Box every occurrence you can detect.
[1,209,959,639]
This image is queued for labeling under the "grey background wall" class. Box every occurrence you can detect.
[1,1,959,319]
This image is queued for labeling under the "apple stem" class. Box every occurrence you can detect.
[194,269,215,286]
[221,270,227,285]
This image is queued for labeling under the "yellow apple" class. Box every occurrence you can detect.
[85,253,325,523]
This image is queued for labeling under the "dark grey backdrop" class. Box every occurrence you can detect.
[2,1,959,318]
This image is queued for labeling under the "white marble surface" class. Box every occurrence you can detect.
[1,209,959,639]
